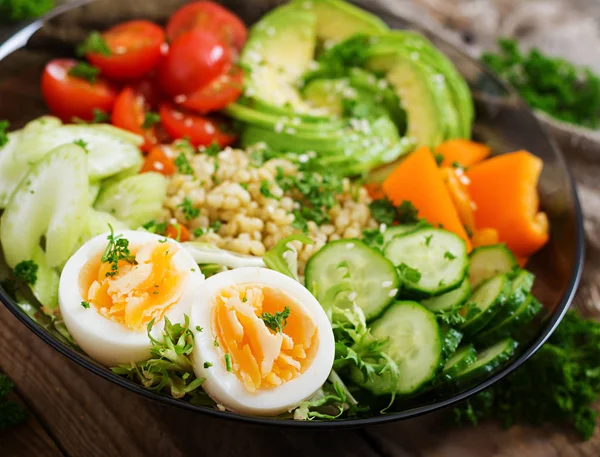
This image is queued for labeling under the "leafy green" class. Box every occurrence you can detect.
[202,142,221,157]
[142,219,168,235]
[13,260,37,285]
[101,225,137,277]
[369,198,419,225]
[362,228,384,251]
[177,197,200,221]
[259,180,279,200]
[76,31,111,57]
[0,120,9,147]
[482,39,600,128]
[263,233,313,281]
[0,374,27,430]
[174,152,195,176]
[111,315,207,401]
[142,111,161,129]
[0,0,54,23]
[452,310,600,440]
[68,62,100,84]
[397,200,419,224]
[261,307,291,333]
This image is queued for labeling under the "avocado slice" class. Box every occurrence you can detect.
[294,0,388,45]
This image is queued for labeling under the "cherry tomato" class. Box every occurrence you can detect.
[159,104,236,147]
[41,59,118,122]
[141,145,177,175]
[131,77,164,109]
[165,223,191,242]
[166,1,247,51]
[111,87,158,152]
[179,65,243,114]
[157,29,231,97]
[86,20,165,80]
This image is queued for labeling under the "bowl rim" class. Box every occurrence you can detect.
[0,0,585,428]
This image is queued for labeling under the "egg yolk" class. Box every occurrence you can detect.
[211,284,319,393]
[79,241,187,331]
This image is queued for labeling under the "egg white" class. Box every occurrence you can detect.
[59,230,204,367]
[190,267,335,416]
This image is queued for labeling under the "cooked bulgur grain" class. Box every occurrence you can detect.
[160,146,377,272]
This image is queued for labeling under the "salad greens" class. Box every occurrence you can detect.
[0,0,53,23]
[483,39,600,128]
[0,374,27,430]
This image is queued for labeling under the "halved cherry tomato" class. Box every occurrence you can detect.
[41,59,118,122]
[132,77,164,109]
[86,20,165,80]
[166,1,247,51]
[180,65,243,114]
[111,87,157,152]
[159,104,236,147]
[141,145,177,175]
[157,29,231,97]
[165,223,190,242]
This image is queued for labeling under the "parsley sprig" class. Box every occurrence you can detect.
[68,62,100,84]
[369,198,419,226]
[101,225,137,277]
[13,260,38,285]
[177,197,200,221]
[76,31,111,57]
[261,307,291,333]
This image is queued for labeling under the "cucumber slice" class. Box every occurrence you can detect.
[83,209,130,241]
[88,182,101,205]
[441,326,463,359]
[371,301,443,394]
[382,224,420,247]
[442,345,477,380]
[469,244,518,287]
[475,295,542,346]
[489,269,535,326]
[384,228,468,296]
[12,124,143,180]
[1,144,89,269]
[94,172,167,228]
[29,245,60,312]
[0,131,25,208]
[453,338,517,382]
[461,274,511,335]
[422,278,471,312]
[305,239,399,320]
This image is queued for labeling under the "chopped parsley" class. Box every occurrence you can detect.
[142,219,167,235]
[13,260,38,285]
[451,161,465,171]
[225,353,232,372]
[444,251,457,260]
[203,142,221,157]
[0,120,9,147]
[174,152,195,176]
[261,307,291,334]
[203,361,213,369]
[177,197,200,221]
[195,326,203,332]
[142,111,161,129]
[76,31,111,57]
[81,301,91,309]
[100,225,137,277]
[424,234,433,246]
[68,62,100,84]
[213,339,219,347]
[72,108,110,125]
[211,220,222,232]
[73,138,88,153]
[434,152,444,166]
[368,198,397,226]
[362,228,384,251]
[397,263,422,283]
[259,180,279,199]
[397,200,419,224]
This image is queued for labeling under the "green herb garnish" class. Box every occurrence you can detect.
[0,120,9,147]
[81,301,90,309]
[225,353,232,372]
[203,361,212,369]
[397,263,421,283]
[261,307,291,334]
[68,62,100,84]
[101,225,137,277]
[0,0,54,23]
[397,200,419,224]
[177,197,200,221]
[76,31,111,57]
[444,251,457,260]
[174,152,195,176]
[13,260,38,285]
[259,180,279,199]
[142,111,161,129]
[362,228,384,251]
[73,138,88,153]
[203,142,221,157]
[142,219,167,235]
[0,374,27,430]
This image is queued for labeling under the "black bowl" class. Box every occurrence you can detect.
[0,0,584,427]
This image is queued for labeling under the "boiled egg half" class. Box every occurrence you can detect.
[190,267,335,416]
[59,229,204,366]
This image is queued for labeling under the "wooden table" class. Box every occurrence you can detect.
[2,3,600,457]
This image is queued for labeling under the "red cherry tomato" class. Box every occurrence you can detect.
[131,77,164,109]
[87,20,165,80]
[159,104,236,147]
[157,29,231,97]
[111,87,157,152]
[179,65,243,114]
[166,1,247,51]
[41,59,118,122]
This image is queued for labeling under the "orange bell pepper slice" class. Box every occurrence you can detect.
[466,150,549,257]
[435,139,491,168]
[472,228,499,248]
[382,147,471,249]
[141,145,177,176]
[440,167,476,236]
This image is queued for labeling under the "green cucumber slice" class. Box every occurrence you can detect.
[1,144,89,269]
[442,344,477,380]
[29,245,60,312]
[82,209,130,241]
[453,338,517,382]
[384,227,468,296]
[382,224,420,247]
[469,244,518,287]
[475,295,542,346]
[94,172,167,228]
[305,239,399,320]
[371,301,443,394]
[461,274,511,335]
[422,278,471,312]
